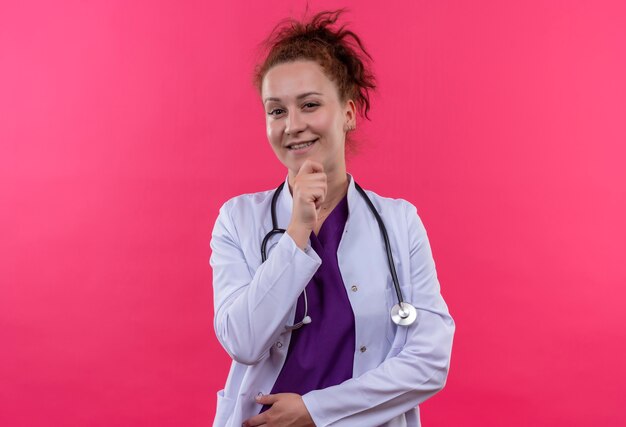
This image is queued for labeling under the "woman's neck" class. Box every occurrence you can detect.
[321,171,349,212]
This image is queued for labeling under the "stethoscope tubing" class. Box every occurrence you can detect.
[260,182,286,261]
[260,180,415,329]
[353,182,404,306]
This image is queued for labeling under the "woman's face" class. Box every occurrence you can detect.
[261,60,356,176]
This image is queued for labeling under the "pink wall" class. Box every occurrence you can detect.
[1,1,625,426]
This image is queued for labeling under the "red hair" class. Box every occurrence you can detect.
[253,8,376,121]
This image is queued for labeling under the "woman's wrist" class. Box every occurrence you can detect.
[286,223,312,251]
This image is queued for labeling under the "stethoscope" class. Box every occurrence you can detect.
[261,180,418,330]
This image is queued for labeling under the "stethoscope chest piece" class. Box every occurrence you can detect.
[391,302,418,326]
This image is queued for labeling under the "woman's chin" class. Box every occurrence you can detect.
[288,156,316,170]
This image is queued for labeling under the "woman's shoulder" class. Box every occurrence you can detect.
[219,186,276,213]
[360,187,419,218]
[359,188,430,248]
[212,187,277,238]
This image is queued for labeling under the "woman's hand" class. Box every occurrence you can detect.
[286,160,327,249]
[242,393,315,426]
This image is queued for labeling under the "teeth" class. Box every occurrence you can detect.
[290,140,316,150]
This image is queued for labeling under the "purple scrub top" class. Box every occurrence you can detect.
[260,193,355,413]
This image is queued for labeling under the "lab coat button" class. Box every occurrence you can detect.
[351,285,358,292]
[360,346,367,353]
[276,341,283,348]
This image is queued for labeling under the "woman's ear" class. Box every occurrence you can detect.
[344,99,357,132]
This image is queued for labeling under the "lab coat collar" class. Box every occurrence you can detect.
[279,171,359,220]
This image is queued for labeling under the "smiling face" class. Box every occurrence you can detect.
[261,60,356,178]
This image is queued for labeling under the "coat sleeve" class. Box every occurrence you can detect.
[301,201,455,426]
[210,200,322,365]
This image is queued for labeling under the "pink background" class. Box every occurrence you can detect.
[1,1,625,426]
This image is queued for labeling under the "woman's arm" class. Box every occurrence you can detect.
[210,200,322,365]
[300,201,455,426]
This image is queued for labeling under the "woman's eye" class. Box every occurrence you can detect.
[268,108,284,116]
[268,103,317,116]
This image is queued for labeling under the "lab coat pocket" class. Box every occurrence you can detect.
[213,389,235,427]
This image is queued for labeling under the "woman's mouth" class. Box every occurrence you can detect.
[288,138,318,151]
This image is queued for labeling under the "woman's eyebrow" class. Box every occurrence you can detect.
[264,91,323,104]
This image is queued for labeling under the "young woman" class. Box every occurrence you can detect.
[210,9,455,426]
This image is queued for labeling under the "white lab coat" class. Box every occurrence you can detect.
[210,173,455,427]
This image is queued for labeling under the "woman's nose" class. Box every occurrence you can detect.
[284,110,306,135]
